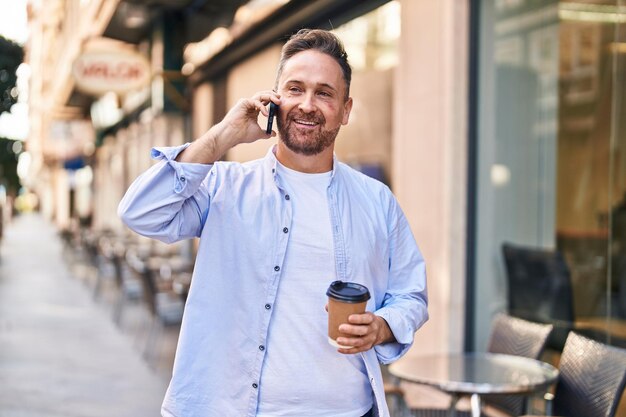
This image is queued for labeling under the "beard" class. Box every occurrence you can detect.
[277,109,340,156]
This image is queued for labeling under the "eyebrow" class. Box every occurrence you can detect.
[285,79,338,93]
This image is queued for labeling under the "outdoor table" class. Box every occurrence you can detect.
[388,352,559,417]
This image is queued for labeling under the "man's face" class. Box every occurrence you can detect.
[276,50,352,156]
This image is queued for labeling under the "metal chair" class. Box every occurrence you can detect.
[126,248,184,369]
[110,240,143,326]
[501,243,575,352]
[399,314,553,417]
[522,331,626,417]
[501,242,626,351]
[481,314,554,416]
[488,313,554,358]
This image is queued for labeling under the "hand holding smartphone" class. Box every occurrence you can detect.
[266,102,278,135]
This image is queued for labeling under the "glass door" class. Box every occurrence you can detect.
[473,0,626,366]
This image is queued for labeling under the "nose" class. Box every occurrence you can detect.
[297,92,316,113]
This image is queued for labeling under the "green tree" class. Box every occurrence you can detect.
[0,36,24,200]
[0,35,24,115]
[0,138,21,194]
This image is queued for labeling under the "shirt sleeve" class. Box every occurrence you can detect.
[373,195,428,364]
[118,143,214,244]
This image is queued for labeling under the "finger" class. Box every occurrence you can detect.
[251,99,268,117]
[338,323,369,336]
[337,335,370,347]
[269,95,281,106]
[336,337,374,354]
[252,91,281,106]
[347,313,375,325]
[339,346,370,355]
[337,335,372,350]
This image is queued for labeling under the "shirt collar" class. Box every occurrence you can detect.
[264,144,338,183]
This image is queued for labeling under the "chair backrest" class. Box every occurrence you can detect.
[488,313,553,358]
[501,242,575,350]
[554,332,626,417]
[484,313,553,415]
[126,249,158,315]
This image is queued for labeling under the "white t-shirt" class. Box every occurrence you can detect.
[256,162,373,417]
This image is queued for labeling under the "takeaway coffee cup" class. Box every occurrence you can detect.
[326,280,371,349]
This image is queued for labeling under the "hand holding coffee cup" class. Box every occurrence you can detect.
[326,281,371,350]
[326,281,397,354]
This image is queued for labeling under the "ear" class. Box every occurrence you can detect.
[341,97,353,125]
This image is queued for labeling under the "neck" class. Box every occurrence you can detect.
[275,141,334,173]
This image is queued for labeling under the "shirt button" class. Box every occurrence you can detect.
[283,227,288,233]
[180,176,186,182]
[259,345,265,351]
[285,194,290,200]
[274,265,280,272]
[265,303,271,310]
[252,383,258,389]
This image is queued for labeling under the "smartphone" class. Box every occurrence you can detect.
[266,102,278,135]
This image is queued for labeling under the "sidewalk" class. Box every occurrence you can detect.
[0,213,167,417]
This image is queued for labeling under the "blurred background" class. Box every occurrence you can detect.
[2,0,626,415]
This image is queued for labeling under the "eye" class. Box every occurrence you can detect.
[288,86,302,93]
[317,90,334,100]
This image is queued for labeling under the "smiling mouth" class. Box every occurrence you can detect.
[293,119,319,128]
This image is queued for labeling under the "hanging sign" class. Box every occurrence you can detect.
[72,49,151,96]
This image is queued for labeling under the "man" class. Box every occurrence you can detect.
[119,29,427,417]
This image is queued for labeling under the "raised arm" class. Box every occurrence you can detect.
[176,91,281,164]
[118,91,281,243]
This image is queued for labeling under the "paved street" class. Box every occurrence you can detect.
[0,213,167,417]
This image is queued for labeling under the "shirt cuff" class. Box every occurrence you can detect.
[374,307,414,364]
[152,144,213,197]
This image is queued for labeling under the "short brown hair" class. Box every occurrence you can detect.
[276,29,351,100]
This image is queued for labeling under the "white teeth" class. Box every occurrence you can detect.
[295,119,316,126]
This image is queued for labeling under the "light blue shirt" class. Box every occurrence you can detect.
[118,144,428,417]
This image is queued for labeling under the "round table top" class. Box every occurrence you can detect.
[388,352,559,395]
